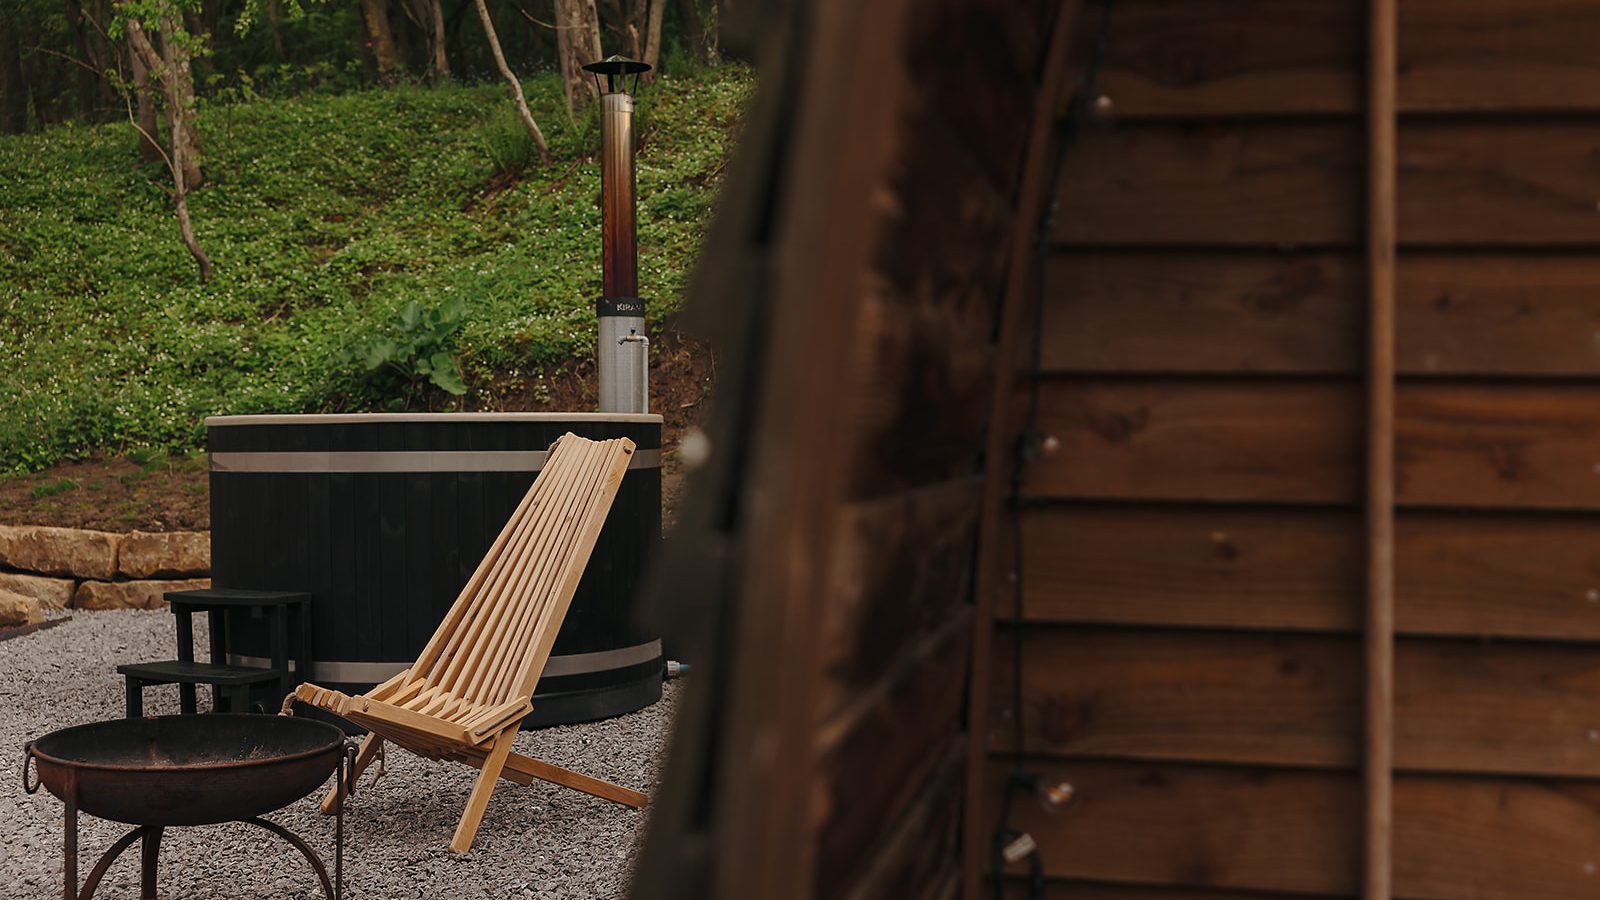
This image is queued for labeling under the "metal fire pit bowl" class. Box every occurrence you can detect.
[24,715,357,900]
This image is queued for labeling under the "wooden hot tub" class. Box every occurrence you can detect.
[205,412,663,726]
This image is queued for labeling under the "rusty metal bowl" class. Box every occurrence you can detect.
[26,715,345,826]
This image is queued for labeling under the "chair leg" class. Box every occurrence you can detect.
[499,751,648,808]
[321,733,383,814]
[450,726,518,853]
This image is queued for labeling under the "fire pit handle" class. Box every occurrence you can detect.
[22,742,40,794]
[341,741,360,801]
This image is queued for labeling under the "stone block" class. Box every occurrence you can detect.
[119,530,210,579]
[73,577,211,611]
[0,589,43,626]
[0,571,76,610]
[0,525,121,580]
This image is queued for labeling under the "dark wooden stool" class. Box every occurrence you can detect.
[118,589,311,716]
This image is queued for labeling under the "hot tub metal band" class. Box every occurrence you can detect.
[210,448,662,473]
[229,638,663,683]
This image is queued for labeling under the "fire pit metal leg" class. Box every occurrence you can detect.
[242,817,335,900]
[62,792,76,900]
[77,825,153,900]
[140,827,163,900]
[67,819,332,900]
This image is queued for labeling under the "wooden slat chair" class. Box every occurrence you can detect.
[288,433,648,852]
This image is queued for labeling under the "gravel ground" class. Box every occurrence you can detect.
[1,610,676,899]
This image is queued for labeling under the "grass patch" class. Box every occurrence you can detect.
[0,64,753,472]
[31,478,78,499]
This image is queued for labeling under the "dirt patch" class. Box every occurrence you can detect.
[2,333,714,533]
[0,452,211,532]
[473,330,715,530]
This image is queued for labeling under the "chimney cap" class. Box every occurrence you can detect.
[583,56,652,77]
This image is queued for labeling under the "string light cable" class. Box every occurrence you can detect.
[991,2,1116,898]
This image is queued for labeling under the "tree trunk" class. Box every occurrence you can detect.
[126,17,211,281]
[554,0,601,110]
[83,0,119,110]
[65,0,99,117]
[473,0,549,163]
[123,12,203,186]
[676,0,706,64]
[359,0,403,83]
[620,0,643,58]
[0,26,26,134]
[162,24,203,188]
[20,16,67,125]
[412,0,448,80]
[265,0,285,59]
[128,43,162,163]
[640,0,663,81]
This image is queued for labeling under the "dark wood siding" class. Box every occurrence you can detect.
[984,1,1600,898]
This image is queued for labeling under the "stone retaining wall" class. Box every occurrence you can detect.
[0,525,210,625]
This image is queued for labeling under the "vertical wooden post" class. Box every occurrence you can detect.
[961,3,1083,899]
[1364,0,1397,898]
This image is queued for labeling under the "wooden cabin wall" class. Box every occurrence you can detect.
[630,2,1080,899]
[984,1,1600,897]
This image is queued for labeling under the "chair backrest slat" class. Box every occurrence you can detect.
[438,440,589,695]
[456,437,604,700]
[406,433,632,706]
[478,438,618,704]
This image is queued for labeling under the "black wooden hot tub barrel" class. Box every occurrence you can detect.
[206,413,662,726]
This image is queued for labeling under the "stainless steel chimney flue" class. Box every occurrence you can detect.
[585,56,652,415]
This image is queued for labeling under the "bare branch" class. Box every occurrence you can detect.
[513,4,580,29]
[22,45,102,76]
[473,0,551,164]
[120,84,175,176]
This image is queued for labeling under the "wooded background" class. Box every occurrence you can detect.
[986,0,1600,897]
[0,0,725,134]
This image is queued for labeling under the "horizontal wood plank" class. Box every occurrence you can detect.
[989,629,1600,777]
[1031,380,1600,509]
[1398,0,1600,114]
[1066,0,1361,118]
[845,295,995,499]
[907,0,1046,191]
[1065,0,1600,118]
[1394,640,1600,778]
[1395,512,1600,640]
[1400,123,1600,246]
[990,629,1358,768]
[1028,379,1360,504]
[1045,253,1600,376]
[1044,251,1362,374]
[814,626,970,899]
[834,737,964,900]
[1397,256,1600,376]
[994,760,1600,898]
[1016,506,1600,641]
[1397,384,1600,509]
[818,477,982,719]
[989,760,1360,895]
[1016,505,1361,631]
[1057,124,1600,247]
[1055,124,1359,247]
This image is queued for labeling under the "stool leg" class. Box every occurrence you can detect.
[124,679,143,719]
[224,684,249,714]
[179,682,197,715]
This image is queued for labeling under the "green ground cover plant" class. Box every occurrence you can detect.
[0,63,750,472]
